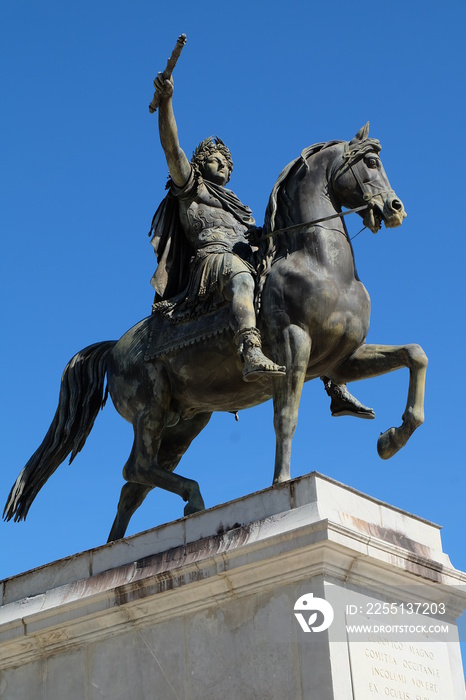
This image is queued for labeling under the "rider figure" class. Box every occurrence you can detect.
[150,74,285,381]
[150,75,374,416]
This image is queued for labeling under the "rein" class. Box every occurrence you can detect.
[259,203,368,241]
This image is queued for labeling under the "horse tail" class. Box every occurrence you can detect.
[3,340,117,523]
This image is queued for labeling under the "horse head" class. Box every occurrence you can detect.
[331,123,406,233]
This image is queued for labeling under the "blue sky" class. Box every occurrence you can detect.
[1,0,465,639]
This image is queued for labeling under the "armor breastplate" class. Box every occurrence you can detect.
[179,181,251,250]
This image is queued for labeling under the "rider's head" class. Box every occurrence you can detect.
[192,137,233,185]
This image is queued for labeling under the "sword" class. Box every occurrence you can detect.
[149,33,187,113]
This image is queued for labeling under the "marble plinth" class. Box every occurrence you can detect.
[1,472,465,699]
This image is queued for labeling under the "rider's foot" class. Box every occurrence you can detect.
[235,328,286,382]
[321,377,375,420]
[243,346,287,382]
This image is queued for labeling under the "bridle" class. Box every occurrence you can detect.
[260,141,393,241]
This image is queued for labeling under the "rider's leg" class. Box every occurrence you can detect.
[227,270,256,330]
[226,272,286,381]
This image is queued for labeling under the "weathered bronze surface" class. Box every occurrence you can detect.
[4,45,427,542]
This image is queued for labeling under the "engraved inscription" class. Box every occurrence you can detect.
[348,636,455,700]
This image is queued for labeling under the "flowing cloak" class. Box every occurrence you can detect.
[149,172,255,303]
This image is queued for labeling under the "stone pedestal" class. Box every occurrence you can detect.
[1,472,465,699]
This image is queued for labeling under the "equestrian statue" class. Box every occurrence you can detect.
[4,35,427,542]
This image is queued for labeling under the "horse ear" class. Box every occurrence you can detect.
[349,123,370,146]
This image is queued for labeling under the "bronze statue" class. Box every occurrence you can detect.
[4,40,427,542]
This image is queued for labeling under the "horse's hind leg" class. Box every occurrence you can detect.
[108,411,213,541]
[108,482,152,542]
[330,343,428,459]
[156,412,212,514]
[107,405,163,542]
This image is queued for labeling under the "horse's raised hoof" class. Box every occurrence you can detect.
[377,427,404,460]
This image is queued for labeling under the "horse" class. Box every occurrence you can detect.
[4,124,427,542]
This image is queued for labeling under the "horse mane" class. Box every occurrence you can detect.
[263,140,342,234]
[255,140,343,310]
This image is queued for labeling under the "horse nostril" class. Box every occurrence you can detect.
[391,199,403,211]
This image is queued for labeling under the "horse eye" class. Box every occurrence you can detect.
[367,158,378,169]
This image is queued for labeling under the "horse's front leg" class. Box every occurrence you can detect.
[272,326,311,483]
[330,343,428,459]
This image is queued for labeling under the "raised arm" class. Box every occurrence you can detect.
[153,74,191,188]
